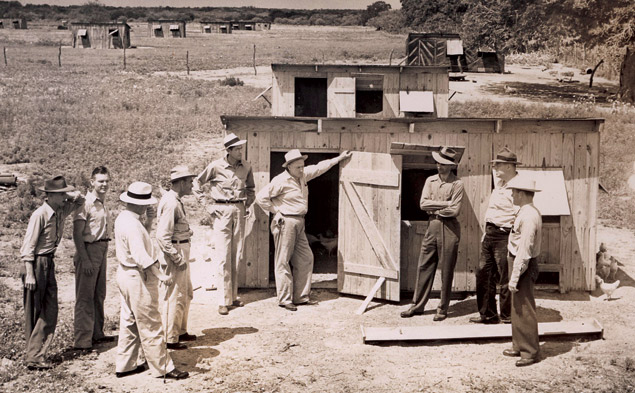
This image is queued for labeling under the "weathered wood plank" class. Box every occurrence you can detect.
[560,133,575,292]
[355,277,386,315]
[341,168,399,187]
[343,263,399,280]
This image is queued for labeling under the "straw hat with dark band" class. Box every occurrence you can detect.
[282,149,308,168]
[491,147,521,165]
[223,133,247,149]
[432,147,460,165]
[120,182,158,205]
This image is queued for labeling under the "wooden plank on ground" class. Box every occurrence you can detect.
[361,319,604,344]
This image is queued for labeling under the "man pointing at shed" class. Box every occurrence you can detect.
[256,149,351,311]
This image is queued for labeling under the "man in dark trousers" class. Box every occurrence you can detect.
[471,148,520,325]
[504,176,542,367]
[20,175,84,370]
[401,147,464,321]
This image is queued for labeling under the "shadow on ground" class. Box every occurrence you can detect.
[484,81,617,104]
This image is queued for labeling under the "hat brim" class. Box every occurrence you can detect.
[170,173,196,182]
[120,192,158,205]
[282,155,308,168]
[508,186,541,193]
[491,159,521,165]
[226,139,247,149]
[38,185,75,193]
[432,151,456,165]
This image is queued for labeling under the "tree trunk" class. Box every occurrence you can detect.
[619,46,635,104]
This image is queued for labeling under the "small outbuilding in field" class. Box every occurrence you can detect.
[231,20,270,31]
[0,18,27,29]
[407,32,505,74]
[70,22,131,49]
[270,63,449,118]
[148,20,186,38]
[200,20,232,34]
[220,115,602,305]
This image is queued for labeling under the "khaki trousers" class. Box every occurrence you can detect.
[210,203,245,307]
[23,255,58,364]
[73,241,108,348]
[116,266,174,376]
[271,216,313,305]
[508,254,540,360]
[160,242,193,343]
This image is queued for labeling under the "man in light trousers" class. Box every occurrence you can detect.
[157,166,196,349]
[114,181,188,379]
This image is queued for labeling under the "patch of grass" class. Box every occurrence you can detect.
[219,76,244,86]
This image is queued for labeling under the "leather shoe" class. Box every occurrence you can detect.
[232,300,245,307]
[280,303,297,311]
[297,299,318,306]
[115,362,148,378]
[433,312,447,322]
[164,368,189,380]
[400,308,421,318]
[218,306,229,315]
[27,361,53,370]
[516,358,537,367]
[469,316,500,324]
[178,333,197,342]
[501,317,511,324]
[167,342,187,350]
[503,349,521,357]
[93,336,116,344]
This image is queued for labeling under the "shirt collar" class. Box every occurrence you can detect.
[86,191,104,204]
[43,202,56,219]
[436,172,457,184]
[223,155,243,168]
[498,172,519,188]
[168,189,181,202]
[122,209,141,220]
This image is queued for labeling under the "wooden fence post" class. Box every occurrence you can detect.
[253,44,257,75]
[3,47,6,67]
[58,45,62,67]
[186,50,190,75]
[389,49,394,65]
[123,45,126,70]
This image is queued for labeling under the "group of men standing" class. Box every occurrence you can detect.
[399,146,542,367]
[19,132,351,377]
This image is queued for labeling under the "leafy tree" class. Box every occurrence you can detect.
[367,9,406,33]
[361,1,391,26]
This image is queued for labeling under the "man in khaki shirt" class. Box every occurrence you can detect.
[503,176,542,367]
[20,176,84,370]
[193,133,255,315]
[72,166,114,350]
[256,149,351,311]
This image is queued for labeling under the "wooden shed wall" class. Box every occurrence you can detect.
[148,21,186,38]
[71,24,130,49]
[225,117,601,293]
[272,67,449,118]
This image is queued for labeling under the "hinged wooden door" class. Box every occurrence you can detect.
[338,151,402,302]
[327,75,355,118]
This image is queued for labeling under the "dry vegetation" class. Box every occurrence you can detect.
[1,24,634,393]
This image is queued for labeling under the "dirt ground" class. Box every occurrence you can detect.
[2,65,633,392]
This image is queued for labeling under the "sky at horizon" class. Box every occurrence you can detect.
[19,0,402,10]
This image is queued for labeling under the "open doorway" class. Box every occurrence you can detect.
[294,78,327,117]
[269,151,340,286]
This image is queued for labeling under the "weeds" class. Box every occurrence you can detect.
[219,76,244,87]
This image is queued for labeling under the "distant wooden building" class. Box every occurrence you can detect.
[271,63,449,118]
[0,18,27,29]
[231,20,270,31]
[407,33,505,74]
[148,20,186,38]
[70,22,131,49]
[219,116,602,300]
[200,20,232,34]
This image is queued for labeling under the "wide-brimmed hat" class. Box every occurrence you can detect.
[282,149,308,168]
[119,182,158,205]
[491,147,521,165]
[432,147,460,165]
[170,165,196,182]
[38,175,75,193]
[223,133,247,149]
[507,176,541,193]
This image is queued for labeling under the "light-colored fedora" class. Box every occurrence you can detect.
[491,147,521,165]
[38,175,75,193]
[507,176,541,193]
[223,133,247,149]
[170,165,196,182]
[282,149,308,168]
[120,182,158,205]
[432,147,460,165]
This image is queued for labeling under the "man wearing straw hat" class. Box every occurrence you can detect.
[471,147,520,325]
[156,166,196,349]
[401,147,464,321]
[256,149,352,311]
[503,176,542,367]
[20,175,84,370]
[114,181,188,379]
[193,133,255,315]
[72,166,115,351]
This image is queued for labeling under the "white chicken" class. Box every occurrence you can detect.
[317,233,338,256]
[595,275,620,300]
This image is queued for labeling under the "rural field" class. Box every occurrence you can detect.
[1,23,635,393]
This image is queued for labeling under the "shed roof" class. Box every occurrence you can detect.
[407,33,461,39]
[71,22,130,27]
[271,64,450,74]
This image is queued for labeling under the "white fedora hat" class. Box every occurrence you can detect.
[432,146,460,165]
[282,149,308,168]
[507,176,541,193]
[120,181,158,205]
[170,165,196,182]
[223,133,247,149]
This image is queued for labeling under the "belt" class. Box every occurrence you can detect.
[281,213,305,218]
[486,222,511,233]
[87,238,111,244]
[35,252,55,259]
[214,200,243,204]
[171,239,190,244]
[428,214,453,220]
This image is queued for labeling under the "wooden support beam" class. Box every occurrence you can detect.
[361,319,604,344]
[355,277,386,315]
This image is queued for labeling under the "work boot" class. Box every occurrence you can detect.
[218,305,229,315]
